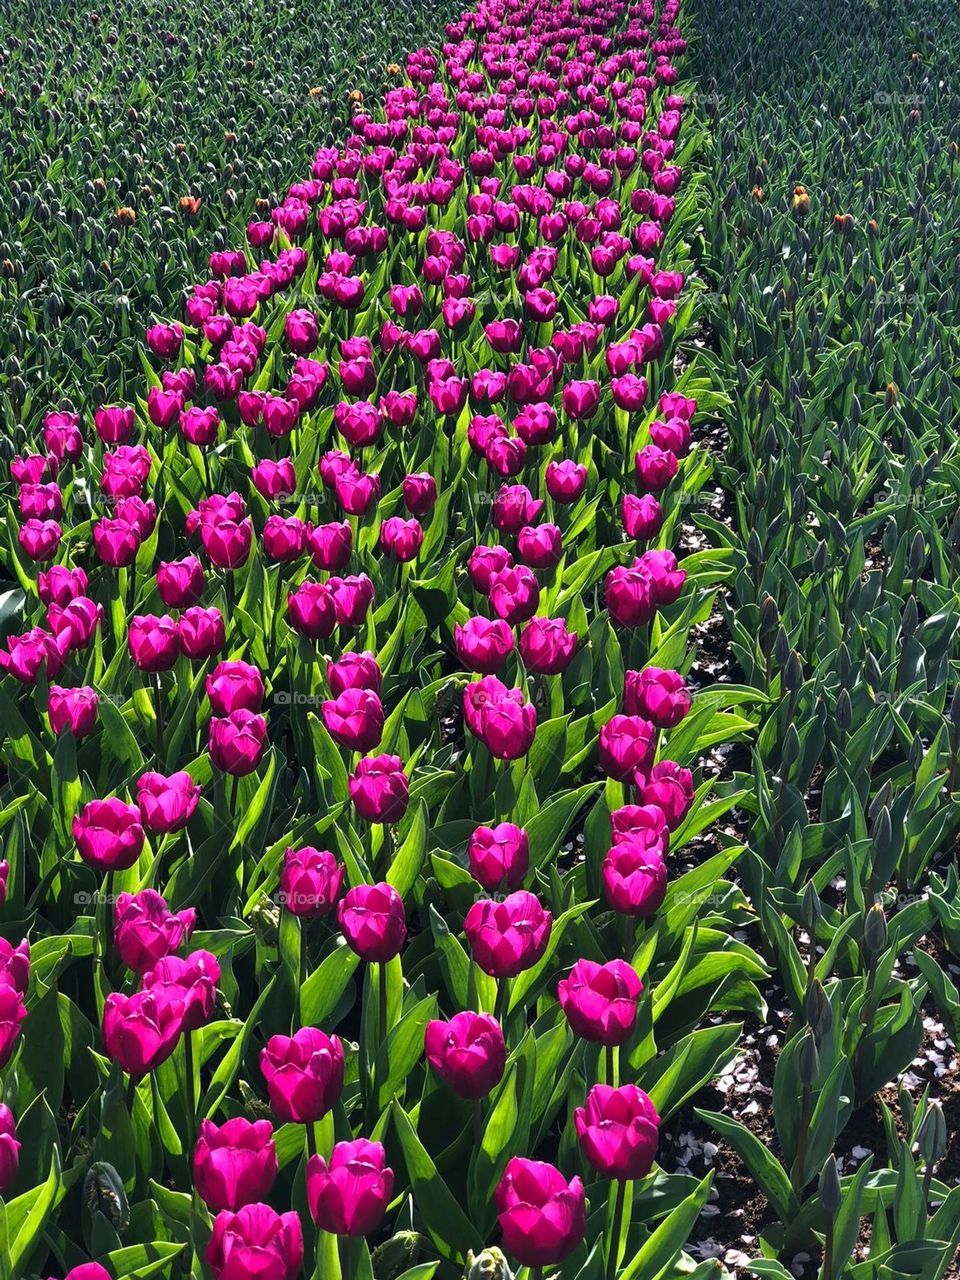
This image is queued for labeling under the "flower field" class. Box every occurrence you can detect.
[0,0,958,1276]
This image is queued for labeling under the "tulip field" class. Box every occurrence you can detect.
[2,0,960,1274]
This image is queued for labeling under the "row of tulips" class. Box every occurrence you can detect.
[0,0,759,1279]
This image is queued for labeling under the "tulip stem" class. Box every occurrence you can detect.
[605,1043,617,1089]
[339,1234,353,1280]
[126,1071,138,1119]
[622,914,634,960]
[378,961,389,1047]
[606,1179,628,1280]
[97,870,114,972]
[183,1031,197,1152]
[473,1098,483,1147]
[154,672,165,764]
[494,976,510,1029]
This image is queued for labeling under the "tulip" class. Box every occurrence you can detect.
[0,628,70,684]
[102,988,185,1075]
[328,574,376,627]
[557,958,643,1045]
[625,668,691,728]
[206,1204,303,1280]
[517,524,563,570]
[157,556,205,609]
[0,985,25,1068]
[19,519,61,561]
[464,891,552,978]
[251,458,297,501]
[38,565,87,606]
[114,889,196,974]
[638,761,695,830]
[491,485,544,534]
[262,516,307,563]
[380,516,423,562]
[94,405,136,444]
[93,517,141,567]
[208,709,268,776]
[0,941,29,995]
[0,1105,19,1193]
[48,685,99,738]
[140,952,219,1039]
[464,678,537,761]
[136,771,201,833]
[468,823,529,891]
[638,549,687,607]
[349,755,409,823]
[179,606,226,660]
[635,445,678,492]
[467,544,514,593]
[425,1011,506,1099]
[285,309,319,354]
[260,1027,344,1123]
[562,379,600,420]
[194,1117,278,1213]
[128,614,180,672]
[455,617,515,675]
[489,566,540,625]
[575,1084,660,1180]
[495,1158,586,1267]
[598,715,657,782]
[306,1140,394,1236]
[307,521,353,571]
[602,841,668,918]
[338,882,406,962]
[73,798,145,873]
[201,516,253,570]
[522,613,578,674]
[47,597,103,651]
[322,688,384,753]
[280,847,344,918]
[327,651,381,697]
[287,581,336,640]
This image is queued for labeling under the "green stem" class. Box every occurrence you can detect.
[184,1031,197,1152]
[605,1043,617,1089]
[378,961,389,1046]
[154,672,165,765]
[494,975,510,1029]
[606,1179,628,1280]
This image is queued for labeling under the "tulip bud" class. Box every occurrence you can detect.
[804,979,833,1040]
[799,1029,820,1087]
[819,1155,842,1216]
[83,1160,130,1230]
[918,1101,947,1167]
[900,595,918,640]
[781,723,800,772]
[783,651,803,694]
[372,1232,423,1280]
[863,903,887,956]
[800,882,821,932]
[835,689,852,733]
[465,1248,514,1280]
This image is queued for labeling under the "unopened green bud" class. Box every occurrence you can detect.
[917,1101,947,1167]
[373,1234,423,1280]
[784,650,804,694]
[864,903,888,956]
[799,1029,820,1086]
[805,979,834,1040]
[465,1249,515,1280]
[801,882,822,932]
[836,689,852,732]
[819,1155,842,1216]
